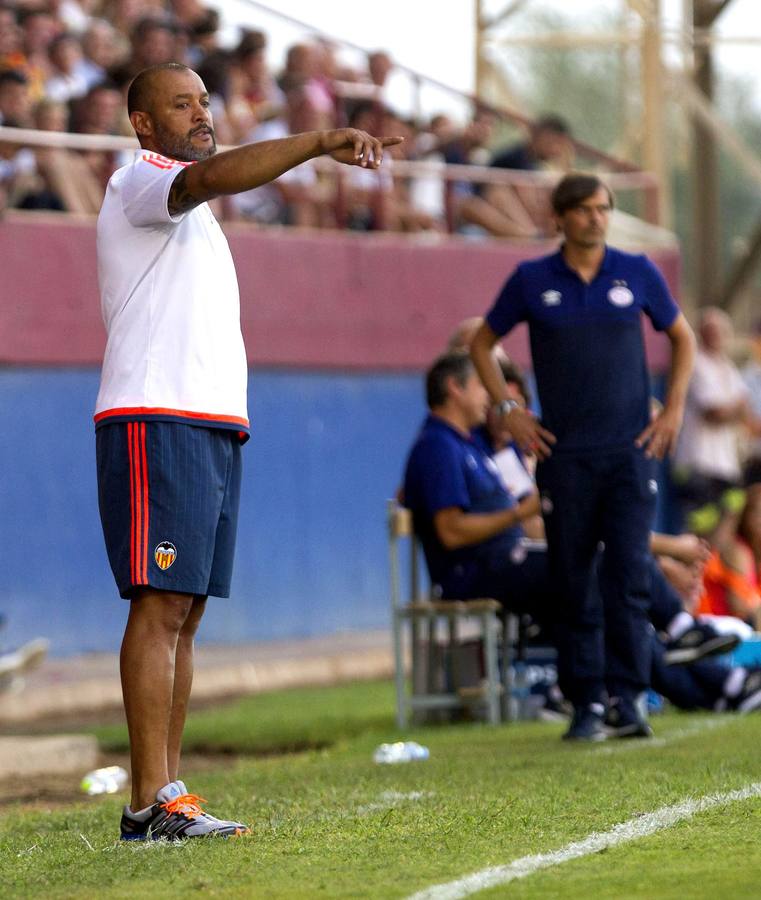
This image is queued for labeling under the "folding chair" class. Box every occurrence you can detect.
[388,499,506,727]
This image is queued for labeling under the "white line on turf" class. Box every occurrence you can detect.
[406,782,761,900]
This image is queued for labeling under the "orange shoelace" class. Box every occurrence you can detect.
[161,793,207,819]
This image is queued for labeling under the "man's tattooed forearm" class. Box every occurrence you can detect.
[168,169,202,215]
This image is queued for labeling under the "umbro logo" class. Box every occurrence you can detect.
[541,290,562,306]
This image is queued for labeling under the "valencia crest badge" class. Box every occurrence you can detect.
[154,541,177,570]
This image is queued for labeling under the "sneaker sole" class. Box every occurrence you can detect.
[606,723,653,739]
[663,634,740,666]
[120,828,250,842]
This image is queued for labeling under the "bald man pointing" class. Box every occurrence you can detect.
[94,62,401,841]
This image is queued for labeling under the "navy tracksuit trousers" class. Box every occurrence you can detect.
[537,448,658,707]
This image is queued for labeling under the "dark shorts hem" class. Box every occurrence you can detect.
[117,578,231,600]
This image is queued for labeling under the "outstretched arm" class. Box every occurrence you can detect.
[168,128,403,216]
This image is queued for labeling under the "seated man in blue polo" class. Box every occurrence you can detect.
[403,350,552,619]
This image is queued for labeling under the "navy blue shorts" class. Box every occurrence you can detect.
[96,422,242,599]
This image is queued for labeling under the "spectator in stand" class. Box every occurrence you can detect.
[0,5,24,74]
[54,0,92,35]
[491,114,574,172]
[17,97,104,213]
[80,18,127,89]
[487,114,574,235]
[406,113,458,228]
[697,485,761,627]
[674,307,756,524]
[194,50,242,147]
[362,49,392,131]
[380,107,442,234]
[231,85,328,229]
[313,37,343,103]
[742,319,761,485]
[169,0,208,32]
[0,68,32,126]
[0,71,34,210]
[233,29,285,129]
[442,109,538,240]
[343,99,394,231]
[368,50,392,91]
[109,16,176,86]
[183,8,219,67]
[70,80,124,193]
[279,42,335,130]
[72,79,123,134]
[18,6,59,99]
[101,0,163,42]
[45,32,89,103]
[414,112,457,156]
[131,16,178,70]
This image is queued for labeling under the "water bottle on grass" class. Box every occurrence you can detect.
[81,765,128,795]
[373,741,430,764]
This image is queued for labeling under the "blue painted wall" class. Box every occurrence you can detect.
[0,368,426,657]
[0,368,674,657]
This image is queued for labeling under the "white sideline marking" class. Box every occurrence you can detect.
[406,782,761,900]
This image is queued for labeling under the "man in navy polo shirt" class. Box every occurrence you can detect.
[403,352,551,615]
[470,173,696,740]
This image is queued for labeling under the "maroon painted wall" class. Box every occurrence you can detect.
[0,213,681,371]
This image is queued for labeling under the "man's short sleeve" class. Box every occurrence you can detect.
[409,438,471,515]
[121,155,194,228]
[484,266,528,337]
[641,256,680,332]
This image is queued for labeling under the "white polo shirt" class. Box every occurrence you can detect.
[94,150,249,437]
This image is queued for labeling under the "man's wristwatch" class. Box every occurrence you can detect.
[495,399,520,417]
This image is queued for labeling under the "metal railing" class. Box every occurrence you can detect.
[0,125,661,234]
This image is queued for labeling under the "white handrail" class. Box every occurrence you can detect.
[0,125,656,192]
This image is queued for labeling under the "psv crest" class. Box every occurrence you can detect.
[608,281,634,307]
[154,541,177,570]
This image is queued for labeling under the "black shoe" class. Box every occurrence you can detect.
[605,697,653,739]
[562,703,607,742]
[726,669,761,713]
[538,685,573,722]
[663,623,740,665]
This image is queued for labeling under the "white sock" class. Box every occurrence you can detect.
[723,667,747,698]
[666,612,694,641]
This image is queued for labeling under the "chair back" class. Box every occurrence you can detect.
[387,499,424,612]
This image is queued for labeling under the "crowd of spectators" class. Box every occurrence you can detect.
[0,0,575,234]
[671,311,761,627]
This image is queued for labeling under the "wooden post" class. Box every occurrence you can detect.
[693,0,721,306]
[639,0,669,227]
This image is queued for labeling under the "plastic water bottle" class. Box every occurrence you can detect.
[372,741,430,764]
[80,765,129,795]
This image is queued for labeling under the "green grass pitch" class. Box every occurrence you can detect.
[3,680,761,899]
